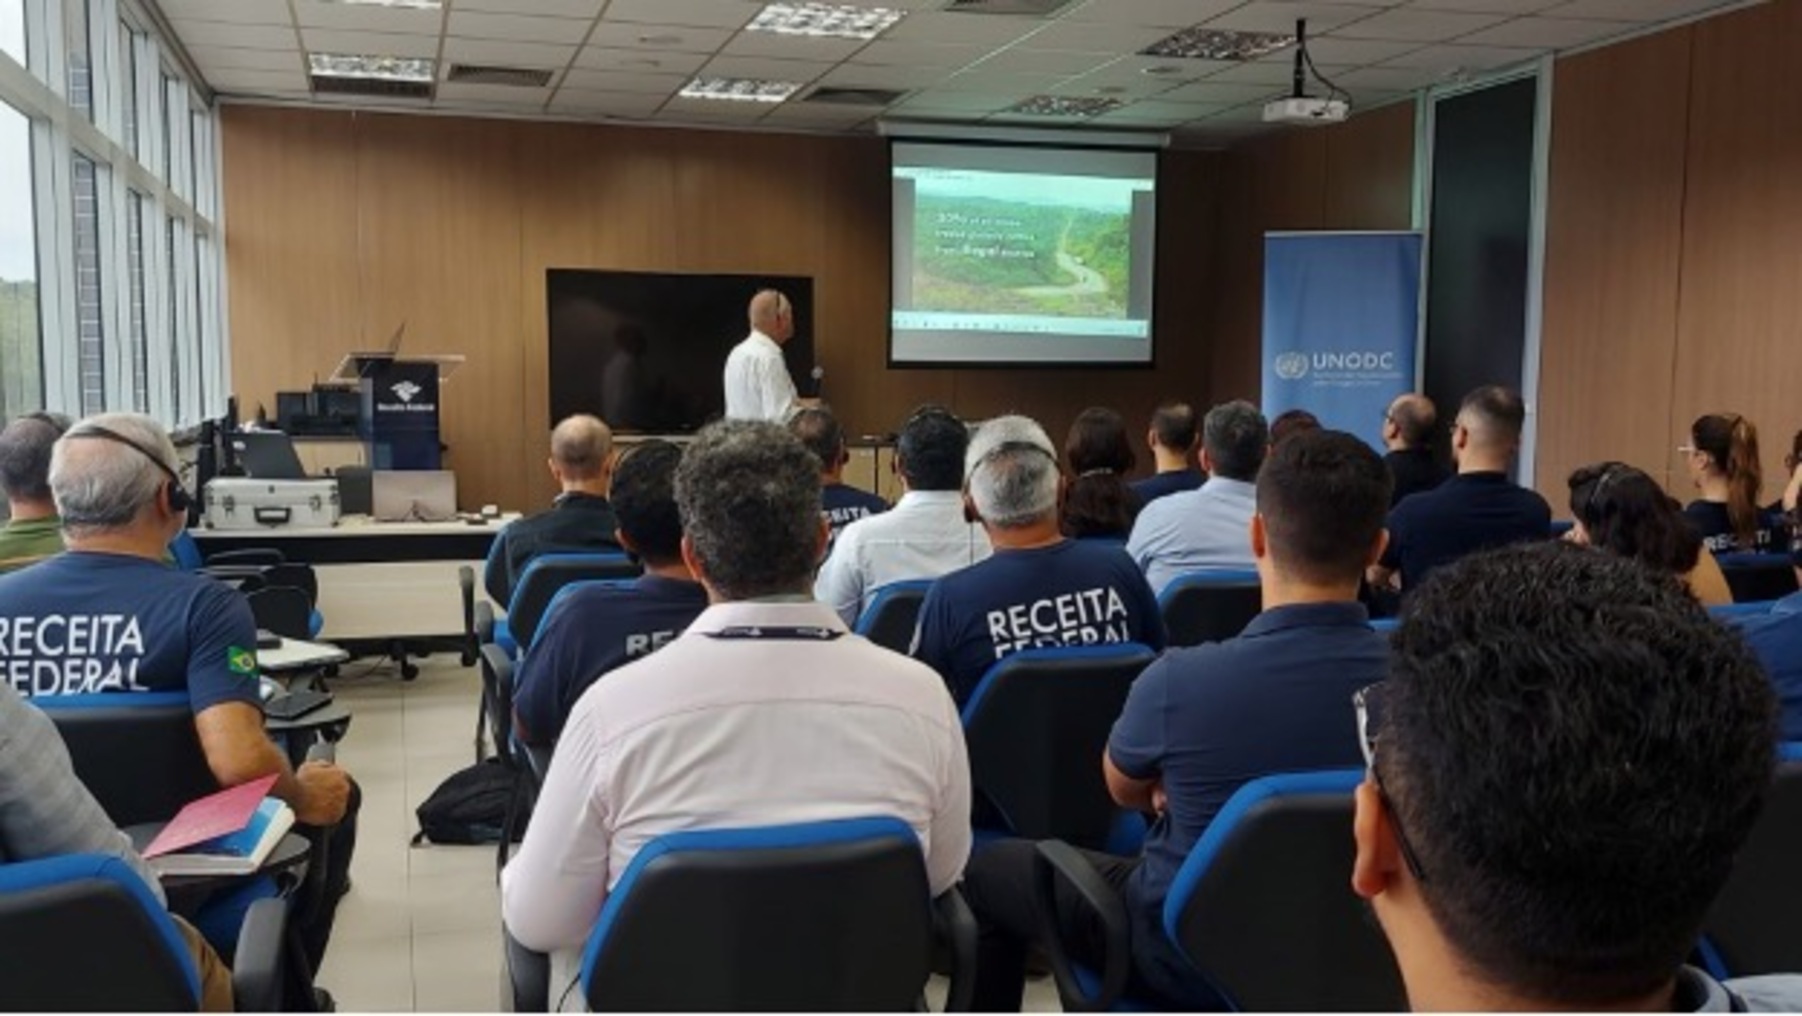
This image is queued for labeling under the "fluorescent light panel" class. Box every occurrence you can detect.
[749,2,906,40]
[679,77,802,102]
[309,53,436,82]
[319,0,443,8]
[1006,95,1123,117]
[1141,27,1295,61]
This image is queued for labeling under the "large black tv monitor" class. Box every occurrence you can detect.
[547,269,815,433]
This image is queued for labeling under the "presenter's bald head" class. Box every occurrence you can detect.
[749,290,795,344]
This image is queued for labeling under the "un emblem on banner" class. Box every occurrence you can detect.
[1274,352,1309,381]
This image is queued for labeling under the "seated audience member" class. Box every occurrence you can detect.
[1130,402,1205,506]
[1566,462,1730,606]
[0,413,356,972]
[0,412,69,573]
[502,422,971,988]
[1383,393,1449,506]
[483,414,621,606]
[815,406,989,627]
[1780,429,1802,516]
[911,415,1164,707]
[961,429,1394,1011]
[789,405,886,548]
[1061,407,1141,541]
[1126,400,1267,593]
[1682,413,1785,554]
[0,682,233,1010]
[1734,581,1802,743]
[1269,408,1320,445]
[1369,386,1550,594]
[512,441,708,747]
[1355,542,1802,1011]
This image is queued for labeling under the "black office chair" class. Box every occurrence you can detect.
[248,586,315,641]
[572,817,976,1011]
[1718,553,1800,604]
[37,693,218,828]
[961,645,1157,851]
[0,852,291,1012]
[1035,769,1407,1012]
[854,580,935,654]
[1158,570,1263,648]
[1699,742,1802,977]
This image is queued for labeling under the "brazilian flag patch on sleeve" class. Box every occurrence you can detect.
[228,647,258,677]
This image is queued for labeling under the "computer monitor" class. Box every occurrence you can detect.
[233,431,307,480]
[372,470,457,523]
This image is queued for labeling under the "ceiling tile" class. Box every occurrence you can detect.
[1014,19,1175,54]
[185,46,307,73]
[1063,0,1247,27]
[1289,36,1425,63]
[1453,15,1631,47]
[604,0,760,30]
[170,21,298,51]
[1096,98,1233,122]
[1332,63,1447,90]
[291,0,441,35]
[301,29,440,58]
[853,39,990,68]
[763,102,880,123]
[1380,42,1539,71]
[817,63,948,89]
[436,82,555,104]
[1157,79,1288,103]
[1203,2,1389,34]
[206,67,311,92]
[159,0,291,26]
[460,0,607,17]
[697,55,836,82]
[716,32,870,62]
[1541,0,1740,20]
[584,21,735,53]
[1203,101,1280,123]
[1204,59,1314,85]
[661,95,777,119]
[440,37,579,67]
[880,12,1041,46]
[934,69,1068,94]
[1330,8,1511,40]
[574,47,710,74]
[1060,54,1228,92]
[1405,0,1564,11]
[548,89,668,115]
[446,12,596,45]
[967,48,1116,75]
[561,68,692,93]
[892,90,1016,112]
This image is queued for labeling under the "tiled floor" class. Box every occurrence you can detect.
[314,654,1061,1012]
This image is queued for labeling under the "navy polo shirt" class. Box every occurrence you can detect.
[1684,501,1788,555]
[1381,472,1552,590]
[822,483,888,547]
[911,540,1164,707]
[1107,600,1384,917]
[483,493,622,606]
[1131,469,1205,507]
[512,574,710,745]
[1733,591,1802,743]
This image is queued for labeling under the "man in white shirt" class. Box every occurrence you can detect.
[817,405,991,626]
[1126,400,1268,594]
[501,420,972,996]
[722,289,805,422]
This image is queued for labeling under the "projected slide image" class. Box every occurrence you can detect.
[907,170,1139,321]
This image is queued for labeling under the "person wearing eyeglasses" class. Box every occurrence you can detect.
[909,414,1164,708]
[1353,542,1802,1012]
[1381,393,1448,507]
[0,412,71,574]
[958,429,1392,1011]
[1565,461,1730,606]
[1680,413,1785,554]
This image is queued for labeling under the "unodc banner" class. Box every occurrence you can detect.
[1262,232,1422,449]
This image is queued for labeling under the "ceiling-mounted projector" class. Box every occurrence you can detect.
[1263,96,1350,125]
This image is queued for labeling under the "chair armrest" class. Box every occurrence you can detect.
[934,886,979,1012]
[1032,840,1131,1013]
[199,565,273,591]
[231,896,290,1012]
[504,928,551,1013]
[459,564,476,629]
[475,600,496,645]
[210,549,287,567]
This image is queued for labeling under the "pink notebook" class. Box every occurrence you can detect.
[143,774,280,859]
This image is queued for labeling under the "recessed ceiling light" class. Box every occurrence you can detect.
[678,77,802,103]
[749,2,906,40]
[308,53,436,83]
[1005,95,1123,117]
[1141,27,1295,61]
[319,0,442,8]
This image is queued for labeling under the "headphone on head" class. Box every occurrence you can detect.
[64,425,192,514]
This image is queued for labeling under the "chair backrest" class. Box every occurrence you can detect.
[168,531,205,572]
[853,580,935,654]
[36,693,217,828]
[1369,617,1399,633]
[528,579,638,654]
[0,853,200,1011]
[961,644,1157,850]
[1717,553,1800,604]
[1711,600,1780,622]
[1158,570,1263,648]
[248,586,314,640]
[509,553,641,651]
[1700,742,1802,977]
[1165,769,1406,1011]
[580,817,933,1011]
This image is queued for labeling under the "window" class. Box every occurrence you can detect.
[165,215,180,423]
[0,102,41,417]
[0,0,23,67]
[119,22,139,157]
[159,71,174,184]
[126,190,147,412]
[71,153,104,414]
[63,0,92,118]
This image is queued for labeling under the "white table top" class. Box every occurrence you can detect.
[259,637,350,673]
[193,513,521,540]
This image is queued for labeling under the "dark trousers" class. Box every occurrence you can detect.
[961,839,1222,1012]
[295,778,361,973]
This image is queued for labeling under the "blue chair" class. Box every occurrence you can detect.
[0,853,291,1011]
[1698,742,1802,978]
[36,692,218,828]
[854,579,935,654]
[497,552,641,658]
[1717,553,1799,604]
[570,817,975,1011]
[1712,600,1780,622]
[527,578,638,655]
[963,645,1158,851]
[1370,617,1399,633]
[1036,769,1406,1012]
[1157,570,1262,648]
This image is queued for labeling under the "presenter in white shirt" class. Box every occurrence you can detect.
[723,289,813,421]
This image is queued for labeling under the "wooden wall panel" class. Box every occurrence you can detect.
[1534,27,1694,498]
[1670,0,1802,494]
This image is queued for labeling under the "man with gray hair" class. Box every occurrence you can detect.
[1126,399,1268,594]
[504,421,971,987]
[0,412,357,972]
[483,413,621,606]
[910,414,1164,707]
[723,289,811,422]
[0,412,70,573]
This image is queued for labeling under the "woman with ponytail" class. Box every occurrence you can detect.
[1682,413,1783,552]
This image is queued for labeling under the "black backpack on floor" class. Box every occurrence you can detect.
[412,758,518,846]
